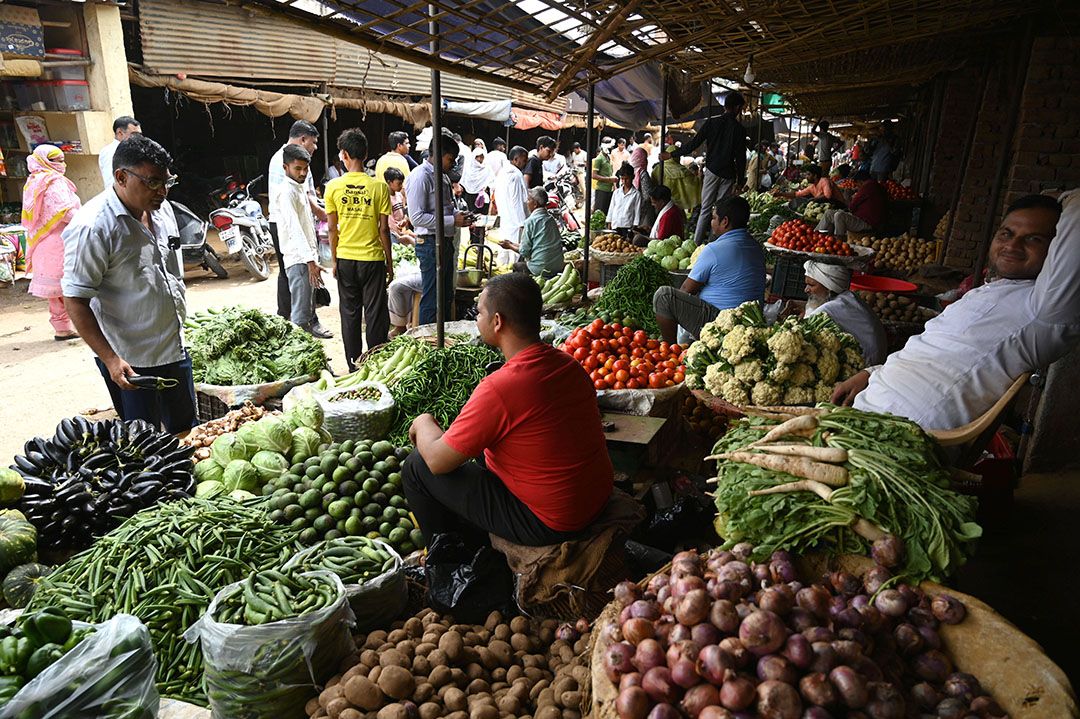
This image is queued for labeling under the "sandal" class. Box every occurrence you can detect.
[54,334,79,342]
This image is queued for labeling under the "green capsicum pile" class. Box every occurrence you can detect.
[0,606,93,706]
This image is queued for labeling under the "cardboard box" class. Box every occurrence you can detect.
[0,6,44,59]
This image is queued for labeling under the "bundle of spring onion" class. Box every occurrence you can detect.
[310,336,432,392]
[708,406,982,582]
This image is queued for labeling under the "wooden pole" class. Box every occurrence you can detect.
[429,3,446,348]
[583,82,595,285]
[659,70,669,185]
[941,60,991,260]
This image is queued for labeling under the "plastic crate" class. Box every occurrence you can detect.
[770,253,807,300]
[599,261,620,286]
[195,390,230,424]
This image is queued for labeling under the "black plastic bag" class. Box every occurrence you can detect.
[425,533,515,624]
[641,493,716,551]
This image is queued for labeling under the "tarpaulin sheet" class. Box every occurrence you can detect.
[569,63,707,129]
[512,107,563,131]
[445,99,511,123]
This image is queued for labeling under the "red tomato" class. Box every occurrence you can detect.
[573,347,588,361]
[665,379,675,387]
[613,381,626,390]
[610,322,622,334]
[613,359,630,372]
[605,374,617,387]
[646,340,659,350]
[590,340,606,353]
[604,358,616,370]
[648,374,664,389]
[627,378,642,389]
[670,344,682,355]
[631,347,645,358]
[593,379,606,390]
[614,369,630,383]
[596,367,609,378]
[673,371,685,383]
[607,338,620,350]
[589,319,604,333]
[583,356,598,370]
[617,336,631,348]
[633,330,648,345]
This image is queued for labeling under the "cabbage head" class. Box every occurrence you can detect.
[195,480,225,499]
[251,416,292,454]
[228,489,257,502]
[193,459,224,483]
[290,426,322,462]
[289,398,324,430]
[210,433,253,467]
[235,422,261,451]
[250,450,289,483]
[280,412,301,432]
[222,459,260,493]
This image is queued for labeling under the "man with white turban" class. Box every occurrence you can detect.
[803,260,887,365]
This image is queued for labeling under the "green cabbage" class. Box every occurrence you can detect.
[222,459,259,493]
[280,413,301,432]
[250,416,292,454]
[235,422,261,451]
[227,489,257,502]
[289,398,324,430]
[250,450,289,483]
[193,460,224,483]
[195,480,225,499]
[210,433,253,467]
[290,426,322,462]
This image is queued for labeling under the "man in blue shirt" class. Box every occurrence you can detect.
[652,196,764,342]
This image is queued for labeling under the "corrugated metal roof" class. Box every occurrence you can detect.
[138,0,508,101]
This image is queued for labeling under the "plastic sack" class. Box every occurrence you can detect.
[315,381,396,442]
[185,570,355,719]
[196,374,317,410]
[0,614,159,719]
[596,382,686,416]
[284,537,407,633]
[426,532,515,624]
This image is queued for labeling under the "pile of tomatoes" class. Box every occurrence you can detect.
[561,320,685,390]
[884,179,918,201]
[836,178,857,190]
[769,219,854,256]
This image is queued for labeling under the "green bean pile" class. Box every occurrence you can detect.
[328,386,383,402]
[561,255,670,335]
[213,569,337,625]
[387,342,502,445]
[27,498,302,703]
[289,536,399,585]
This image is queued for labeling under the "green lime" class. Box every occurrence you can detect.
[299,488,322,509]
[345,516,363,536]
[327,499,350,520]
[298,527,318,544]
[341,440,355,454]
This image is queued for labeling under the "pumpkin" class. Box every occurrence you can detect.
[2,563,51,608]
[0,468,24,504]
[0,515,37,574]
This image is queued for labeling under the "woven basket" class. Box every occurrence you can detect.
[588,552,1077,719]
[590,249,643,264]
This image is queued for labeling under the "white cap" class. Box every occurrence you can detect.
[803,261,852,294]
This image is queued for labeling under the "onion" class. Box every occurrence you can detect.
[831,640,864,663]
[833,607,863,630]
[671,575,707,600]
[604,621,624,644]
[620,672,643,691]
[675,589,711,625]
[697,644,735,684]
[657,586,672,608]
[757,654,798,684]
[674,549,702,568]
[671,658,700,689]
[850,655,883,683]
[719,561,752,585]
[827,596,846,621]
[934,697,967,719]
[647,573,670,596]
[604,641,636,681]
[753,562,772,586]
[735,603,754,621]
[782,633,813,669]
[862,566,892,596]
[897,583,920,607]
[668,623,692,644]
[646,703,681,719]
[893,623,924,657]
[709,579,746,601]
[931,594,967,625]
[809,642,838,674]
[731,542,753,560]
[969,696,1006,717]
[909,681,940,710]
[655,620,674,645]
[719,637,751,668]
[788,607,818,633]
[908,606,939,629]
[828,666,868,709]
[864,682,904,719]
[856,604,886,634]
[691,622,720,647]
[943,672,981,702]
[873,589,908,617]
[616,686,651,719]
[615,581,643,608]
[699,708,735,719]
[555,623,579,642]
[633,639,666,673]
[796,586,832,619]
[799,672,838,707]
[681,682,720,717]
[759,586,794,616]
[913,649,952,683]
[800,708,835,719]
[739,609,787,656]
[630,600,662,621]
[802,627,834,644]
[770,561,797,585]
[642,666,680,704]
[837,628,871,654]
[706,550,735,571]
[870,534,904,569]
[719,676,756,711]
[623,617,655,645]
[917,625,942,651]
[666,639,699,668]
[828,571,861,597]
[756,679,803,719]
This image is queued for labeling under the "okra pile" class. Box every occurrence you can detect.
[214,570,338,626]
[288,536,399,586]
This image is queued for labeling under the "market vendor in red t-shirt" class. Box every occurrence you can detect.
[402,273,614,547]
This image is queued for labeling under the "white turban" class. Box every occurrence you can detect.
[803,261,852,295]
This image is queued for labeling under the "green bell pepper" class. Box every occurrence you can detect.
[25,643,64,679]
[19,608,72,648]
[0,675,23,706]
[0,636,33,676]
[61,627,93,653]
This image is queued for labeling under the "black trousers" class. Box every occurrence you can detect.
[402,452,581,548]
[336,258,390,371]
[268,222,291,319]
[95,351,197,433]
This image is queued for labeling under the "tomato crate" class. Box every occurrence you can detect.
[770,254,808,300]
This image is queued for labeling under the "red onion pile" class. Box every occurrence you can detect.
[602,543,1007,719]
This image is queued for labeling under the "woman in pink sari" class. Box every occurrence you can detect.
[23,144,81,340]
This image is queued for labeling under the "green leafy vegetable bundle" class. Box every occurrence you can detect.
[560,255,671,335]
[185,307,328,385]
[710,406,981,582]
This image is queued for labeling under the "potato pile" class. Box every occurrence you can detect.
[592,232,640,254]
[864,233,938,273]
[309,609,591,719]
[683,395,726,440]
[857,291,937,324]
[183,401,276,460]
[934,211,950,242]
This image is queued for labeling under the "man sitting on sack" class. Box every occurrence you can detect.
[403,273,614,547]
[802,260,887,365]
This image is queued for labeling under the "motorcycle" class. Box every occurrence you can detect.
[208,175,274,281]
[169,200,227,279]
[544,167,581,233]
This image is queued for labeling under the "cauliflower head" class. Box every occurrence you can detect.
[814,382,834,403]
[720,325,755,363]
[699,323,725,351]
[769,362,794,383]
[719,376,751,405]
[713,309,738,333]
[790,363,816,387]
[751,381,783,406]
[686,372,704,390]
[766,329,803,364]
[703,364,731,395]
[733,359,766,384]
[816,330,841,354]
[817,352,840,384]
[800,342,819,364]
[843,346,864,369]
[782,385,816,405]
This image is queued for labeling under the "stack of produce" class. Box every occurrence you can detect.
[684,302,864,406]
[560,320,685,391]
[312,336,433,392]
[1,561,51,609]
[644,236,696,271]
[683,395,727,440]
[288,535,399,587]
[593,232,641,255]
[883,179,918,200]
[392,243,417,268]
[183,401,274,460]
[710,406,981,580]
[856,291,938,324]
[185,306,328,385]
[263,438,422,554]
[27,497,303,701]
[596,543,1001,719]
[590,210,607,231]
[865,233,937,273]
[748,206,799,242]
[192,398,328,501]
[934,212,950,242]
[538,265,583,307]
[308,609,592,719]
[743,191,785,215]
[0,606,94,703]
[561,229,582,252]
[836,177,857,190]
[387,343,503,446]
[561,256,671,336]
[801,201,830,222]
[8,417,194,551]
[769,219,853,257]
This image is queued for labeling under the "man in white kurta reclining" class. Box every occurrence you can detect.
[832,191,1080,430]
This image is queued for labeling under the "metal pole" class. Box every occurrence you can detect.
[583,83,595,286]
[659,71,668,185]
[322,105,330,177]
[429,3,446,347]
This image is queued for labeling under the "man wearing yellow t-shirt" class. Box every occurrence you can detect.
[325,128,393,371]
[374,131,412,185]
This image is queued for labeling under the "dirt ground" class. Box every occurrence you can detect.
[0,245,349,464]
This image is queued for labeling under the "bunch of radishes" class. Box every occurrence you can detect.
[600,542,1007,719]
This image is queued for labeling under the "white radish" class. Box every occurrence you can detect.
[709,452,849,487]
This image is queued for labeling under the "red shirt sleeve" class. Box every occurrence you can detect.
[441,378,510,458]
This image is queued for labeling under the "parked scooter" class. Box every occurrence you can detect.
[208,175,274,281]
[544,167,581,232]
[169,200,227,278]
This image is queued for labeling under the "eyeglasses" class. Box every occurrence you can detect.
[124,169,179,192]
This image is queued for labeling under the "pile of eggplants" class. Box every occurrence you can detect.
[602,536,1007,719]
[9,417,195,551]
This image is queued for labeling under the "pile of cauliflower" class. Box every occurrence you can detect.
[685,301,864,406]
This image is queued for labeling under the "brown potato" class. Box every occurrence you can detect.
[340,710,364,719]
[321,684,345,707]
[379,649,410,669]
[505,666,524,683]
[414,642,437,658]
[404,617,424,638]
[509,616,530,634]
[529,680,550,702]
[412,655,431,677]
[427,649,448,667]
[412,683,435,703]
[361,650,381,668]
[487,640,512,667]
[344,676,385,711]
[446,713,468,719]
[563,709,582,719]
[439,632,464,662]
[368,666,382,685]
[476,647,497,671]
[428,665,453,689]
[491,668,507,683]
[377,705,408,719]
[465,662,486,681]
[497,695,521,716]
[444,687,468,712]
[484,611,503,630]
[377,665,416,700]
[470,705,498,719]
[396,640,417,658]
[327,697,351,719]
[523,666,544,682]
[535,704,561,719]
[569,666,589,686]
[552,677,577,697]
[467,679,492,695]
[493,624,511,642]
[307,697,322,716]
[560,691,582,709]
[450,668,467,687]
[509,633,531,653]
